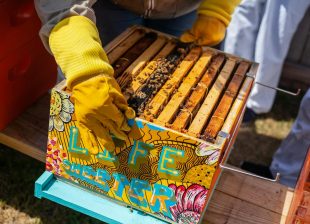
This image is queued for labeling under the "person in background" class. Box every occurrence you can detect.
[242,90,310,188]
[223,0,310,187]
[270,89,310,188]
[223,0,310,123]
[34,0,240,154]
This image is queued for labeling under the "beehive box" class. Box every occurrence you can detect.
[46,26,258,224]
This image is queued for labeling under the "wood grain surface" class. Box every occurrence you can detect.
[143,47,202,120]
[107,29,146,64]
[171,54,225,131]
[187,58,237,138]
[156,50,214,126]
[203,61,250,142]
[205,171,293,224]
[128,43,190,115]
[124,41,176,99]
[117,36,167,89]
[113,32,157,78]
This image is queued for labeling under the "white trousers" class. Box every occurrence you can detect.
[223,0,310,114]
[270,90,310,188]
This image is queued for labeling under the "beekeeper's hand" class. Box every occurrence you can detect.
[49,16,135,154]
[180,15,225,46]
[180,0,240,46]
[72,75,135,154]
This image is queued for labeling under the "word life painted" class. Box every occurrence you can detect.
[69,126,185,178]
[66,126,187,218]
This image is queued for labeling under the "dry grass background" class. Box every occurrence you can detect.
[230,92,303,166]
[0,91,304,224]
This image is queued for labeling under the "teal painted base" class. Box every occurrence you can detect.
[35,171,168,224]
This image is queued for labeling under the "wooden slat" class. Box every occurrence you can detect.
[107,29,146,64]
[221,64,257,135]
[124,36,167,78]
[205,171,293,224]
[187,58,237,138]
[117,36,167,89]
[128,43,191,114]
[123,41,176,99]
[216,170,292,214]
[143,47,202,120]
[156,50,214,125]
[221,77,253,134]
[205,191,289,224]
[0,94,50,162]
[281,62,310,84]
[203,61,250,141]
[170,54,225,131]
[280,62,310,91]
[113,32,157,78]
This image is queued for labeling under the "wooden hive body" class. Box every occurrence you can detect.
[46,26,258,224]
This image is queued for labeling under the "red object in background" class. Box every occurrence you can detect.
[0,0,57,130]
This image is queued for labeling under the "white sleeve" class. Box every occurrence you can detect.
[34,0,97,52]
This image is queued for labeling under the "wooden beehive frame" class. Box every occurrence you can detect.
[171,54,225,131]
[49,26,260,224]
[55,25,257,154]
[156,49,214,126]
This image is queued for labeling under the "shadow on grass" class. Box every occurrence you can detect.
[0,145,102,224]
[227,90,304,167]
[260,91,305,122]
[228,127,283,167]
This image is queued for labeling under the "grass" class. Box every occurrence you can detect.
[0,91,305,224]
[229,92,303,166]
[0,145,101,224]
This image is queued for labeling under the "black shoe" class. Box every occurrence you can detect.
[242,107,257,124]
[241,161,273,179]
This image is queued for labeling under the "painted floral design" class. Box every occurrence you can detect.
[195,143,220,165]
[49,90,74,131]
[168,184,208,224]
[46,136,69,177]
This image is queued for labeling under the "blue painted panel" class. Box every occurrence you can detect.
[35,172,169,224]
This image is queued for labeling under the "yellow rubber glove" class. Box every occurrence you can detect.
[180,0,240,46]
[72,75,135,153]
[180,15,226,46]
[49,16,135,153]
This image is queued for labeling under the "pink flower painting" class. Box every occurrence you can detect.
[168,184,208,224]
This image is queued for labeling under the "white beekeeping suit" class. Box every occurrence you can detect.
[223,0,310,114]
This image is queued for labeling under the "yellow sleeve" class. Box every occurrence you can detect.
[49,16,114,89]
[198,0,241,26]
